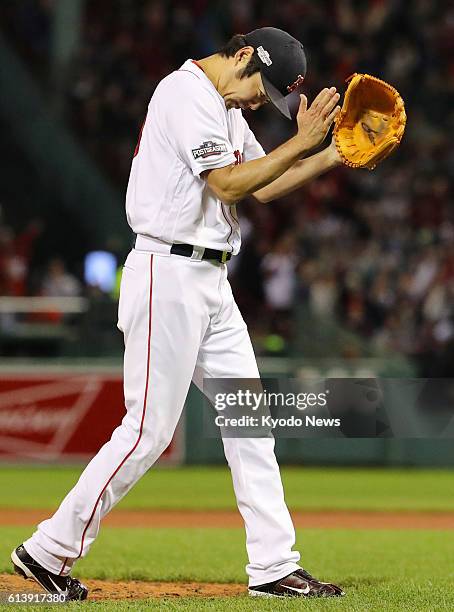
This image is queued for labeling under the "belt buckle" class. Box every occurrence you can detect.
[190,245,205,261]
[221,251,228,263]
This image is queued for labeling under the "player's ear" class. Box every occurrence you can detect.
[234,46,254,67]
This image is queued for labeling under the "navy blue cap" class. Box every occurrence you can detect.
[244,27,306,119]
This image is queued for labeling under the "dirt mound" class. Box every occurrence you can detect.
[1,508,453,529]
[0,574,245,600]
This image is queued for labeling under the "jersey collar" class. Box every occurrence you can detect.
[181,59,226,106]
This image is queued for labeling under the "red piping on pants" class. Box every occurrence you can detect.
[58,557,68,576]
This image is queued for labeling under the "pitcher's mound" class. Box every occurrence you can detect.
[1,573,245,600]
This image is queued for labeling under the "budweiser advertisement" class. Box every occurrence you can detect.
[0,365,184,464]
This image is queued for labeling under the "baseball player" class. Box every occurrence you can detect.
[12,27,345,599]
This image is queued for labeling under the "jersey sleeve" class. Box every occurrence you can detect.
[166,75,236,177]
[242,117,266,162]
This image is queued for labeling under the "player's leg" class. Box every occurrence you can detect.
[22,252,208,576]
[192,266,301,587]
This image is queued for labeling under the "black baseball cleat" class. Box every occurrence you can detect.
[249,568,345,598]
[11,544,88,601]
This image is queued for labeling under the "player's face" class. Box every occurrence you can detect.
[224,52,270,112]
[224,71,270,111]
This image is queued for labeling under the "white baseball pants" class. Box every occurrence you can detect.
[24,243,301,586]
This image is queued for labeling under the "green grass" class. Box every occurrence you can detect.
[0,466,453,511]
[1,467,453,610]
[5,593,454,612]
[1,526,454,611]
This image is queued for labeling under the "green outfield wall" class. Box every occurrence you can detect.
[185,358,454,467]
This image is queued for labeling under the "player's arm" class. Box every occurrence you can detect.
[252,137,342,203]
[203,88,340,205]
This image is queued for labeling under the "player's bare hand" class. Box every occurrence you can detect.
[296,87,341,151]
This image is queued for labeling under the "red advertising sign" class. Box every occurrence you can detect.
[0,366,183,464]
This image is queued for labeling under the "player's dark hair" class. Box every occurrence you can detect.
[218,34,261,79]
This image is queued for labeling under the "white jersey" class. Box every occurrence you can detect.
[126,59,266,255]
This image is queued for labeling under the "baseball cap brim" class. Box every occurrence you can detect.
[262,73,292,120]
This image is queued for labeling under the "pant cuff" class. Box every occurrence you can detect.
[23,538,71,576]
[248,562,301,588]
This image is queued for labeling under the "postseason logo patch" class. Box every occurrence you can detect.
[192,141,228,160]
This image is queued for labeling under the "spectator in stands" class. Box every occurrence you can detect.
[261,233,298,339]
[0,219,42,296]
[41,258,81,297]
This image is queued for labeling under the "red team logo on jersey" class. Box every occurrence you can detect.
[234,150,243,165]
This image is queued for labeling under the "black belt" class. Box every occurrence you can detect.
[170,243,232,263]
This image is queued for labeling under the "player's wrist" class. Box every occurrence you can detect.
[325,140,342,168]
[289,134,312,158]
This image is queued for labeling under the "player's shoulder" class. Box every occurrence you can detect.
[158,61,217,100]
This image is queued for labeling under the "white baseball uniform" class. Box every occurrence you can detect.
[24,59,301,586]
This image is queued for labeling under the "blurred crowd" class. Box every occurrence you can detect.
[0,215,81,299]
[1,0,454,370]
